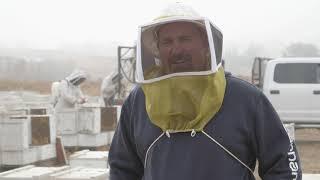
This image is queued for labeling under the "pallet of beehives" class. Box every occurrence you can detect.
[69,149,108,169]
[0,165,69,180]
[49,167,109,180]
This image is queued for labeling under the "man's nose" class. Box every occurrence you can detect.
[169,40,183,55]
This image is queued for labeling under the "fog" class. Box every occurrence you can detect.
[0,0,319,78]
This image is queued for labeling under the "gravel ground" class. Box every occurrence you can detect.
[295,128,320,173]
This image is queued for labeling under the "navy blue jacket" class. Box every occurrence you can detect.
[109,74,302,180]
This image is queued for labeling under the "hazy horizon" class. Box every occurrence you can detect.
[0,0,319,51]
[0,0,319,76]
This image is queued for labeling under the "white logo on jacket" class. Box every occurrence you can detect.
[288,139,299,180]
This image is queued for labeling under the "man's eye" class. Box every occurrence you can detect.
[180,37,192,42]
[160,40,172,46]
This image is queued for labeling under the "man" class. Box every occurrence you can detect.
[53,69,87,110]
[109,4,302,180]
[101,72,123,107]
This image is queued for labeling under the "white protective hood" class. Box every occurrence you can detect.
[65,69,87,85]
[136,3,223,83]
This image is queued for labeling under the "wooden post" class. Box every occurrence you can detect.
[56,136,68,165]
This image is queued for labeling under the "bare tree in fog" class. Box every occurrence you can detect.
[283,42,319,57]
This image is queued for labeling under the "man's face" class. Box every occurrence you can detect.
[157,22,210,74]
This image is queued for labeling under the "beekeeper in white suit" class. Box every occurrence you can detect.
[53,69,87,111]
[101,72,122,107]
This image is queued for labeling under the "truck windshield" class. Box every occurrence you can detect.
[274,63,320,84]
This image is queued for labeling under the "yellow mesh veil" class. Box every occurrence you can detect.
[142,67,226,132]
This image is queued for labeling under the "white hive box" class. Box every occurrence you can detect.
[61,132,111,147]
[57,104,102,135]
[78,104,119,134]
[59,134,78,147]
[1,144,56,166]
[0,114,55,151]
[1,147,38,166]
[0,165,69,180]
[55,109,77,135]
[56,103,120,147]
[303,174,320,180]
[0,114,56,166]
[0,117,29,151]
[78,132,109,147]
[69,150,108,169]
[49,167,109,180]
[78,106,101,134]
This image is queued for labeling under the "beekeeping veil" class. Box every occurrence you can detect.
[136,3,226,132]
[65,69,87,86]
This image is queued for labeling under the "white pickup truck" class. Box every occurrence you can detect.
[252,57,320,124]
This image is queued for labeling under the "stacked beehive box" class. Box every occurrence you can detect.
[56,104,121,147]
[0,165,69,180]
[0,107,56,166]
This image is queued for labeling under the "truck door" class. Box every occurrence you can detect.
[264,62,320,123]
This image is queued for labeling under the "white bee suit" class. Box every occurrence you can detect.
[54,70,87,111]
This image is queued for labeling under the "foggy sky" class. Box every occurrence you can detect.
[0,0,319,56]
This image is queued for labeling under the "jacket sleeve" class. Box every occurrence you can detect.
[108,98,144,180]
[253,92,302,180]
